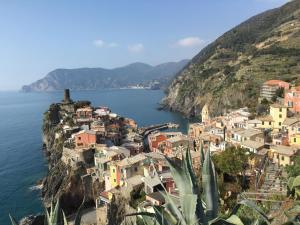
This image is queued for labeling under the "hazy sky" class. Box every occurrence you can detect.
[0,0,288,90]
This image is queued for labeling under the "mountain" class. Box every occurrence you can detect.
[22,60,189,92]
[162,0,300,117]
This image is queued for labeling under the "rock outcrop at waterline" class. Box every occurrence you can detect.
[162,0,300,117]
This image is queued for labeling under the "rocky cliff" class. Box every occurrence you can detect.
[162,0,300,117]
[41,103,100,215]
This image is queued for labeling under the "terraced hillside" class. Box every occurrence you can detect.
[162,0,300,117]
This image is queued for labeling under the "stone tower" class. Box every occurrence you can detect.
[63,89,72,103]
[201,104,210,123]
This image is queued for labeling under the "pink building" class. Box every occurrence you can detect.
[285,86,300,113]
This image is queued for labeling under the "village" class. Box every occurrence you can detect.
[50,81,300,224]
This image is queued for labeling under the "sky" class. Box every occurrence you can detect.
[0,0,288,90]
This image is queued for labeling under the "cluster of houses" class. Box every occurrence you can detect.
[55,85,300,221]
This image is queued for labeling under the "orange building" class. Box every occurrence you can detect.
[74,130,98,148]
[148,133,167,152]
[285,86,300,113]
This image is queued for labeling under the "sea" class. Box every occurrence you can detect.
[0,89,191,224]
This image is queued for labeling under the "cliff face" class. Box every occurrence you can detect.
[41,103,98,214]
[163,0,300,117]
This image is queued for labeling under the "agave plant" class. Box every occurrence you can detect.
[128,145,270,225]
[287,176,300,200]
[9,198,84,225]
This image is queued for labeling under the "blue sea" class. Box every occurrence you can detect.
[0,89,190,224]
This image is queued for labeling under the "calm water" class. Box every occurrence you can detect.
[0,89,190,224]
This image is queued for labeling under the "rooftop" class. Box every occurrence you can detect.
[270,145,298,156]
[167,135,189,143]
[232,128,262,137]
[117,153,146,167]
[283,117,300,126]
[241,140,264,149]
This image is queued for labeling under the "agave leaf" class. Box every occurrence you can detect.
[153,205,177,225]
[185,148,206,224]
[288,177,295,191]
[9,214,19,225]
[292,176,300,189]
[52,198,61,225]
[149,161,186,224]
[74,197,85,225]
[202,148,219,221]
[225,215,244,225]
[62,211,68,225]
[208,217,236,225]
[165,156,193,195]
[180,194,198,225]
[238,199,270,225]
[159,191,186,225]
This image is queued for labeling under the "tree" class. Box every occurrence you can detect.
[286,156,300,178]
[275,87,284,98]
[213,147,249,177]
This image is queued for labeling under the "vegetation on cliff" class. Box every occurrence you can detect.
[163,0,300,117]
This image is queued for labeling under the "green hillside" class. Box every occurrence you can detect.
[162,0,300,117]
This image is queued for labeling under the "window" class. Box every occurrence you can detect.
[281,156,284,161]
[114,179,116,182]
[78,137,81,140]
[294,138,297,143]
[279,122,282,126]
[269,122,272,125]
[298,128,300,132]
[279,108,282,112]
[135,167,138,172]
[262,121,265,125]
[113,169,115,173]
[279,114,282,118]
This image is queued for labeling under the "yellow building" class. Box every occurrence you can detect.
[269,145,298,167]
[258,104,287,131]
[258,115,274,129]
[270,104,287,130]
[109,163,119,188]
[290,134,300,146]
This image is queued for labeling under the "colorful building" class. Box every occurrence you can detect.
[285,86,300,113]
[164,135,191,157]
[74,130,96,148]
[269,104,288,130]
[108,154,146,189]
[269,145,298,167]
[260,80,290,101]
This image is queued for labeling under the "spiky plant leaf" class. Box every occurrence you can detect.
[185,148,206,224]
[74,198,85,225]
[9,214,19,225]
[52,198,61,225]
[165,156,193,195]
[202,148,219,221]
[159,191,186,224]
[288,177,295,191]
[153,205,177,225]
[238,199,270,225]
[225,215,244,225]
[180,194,197,225]
[62,211,68,225]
